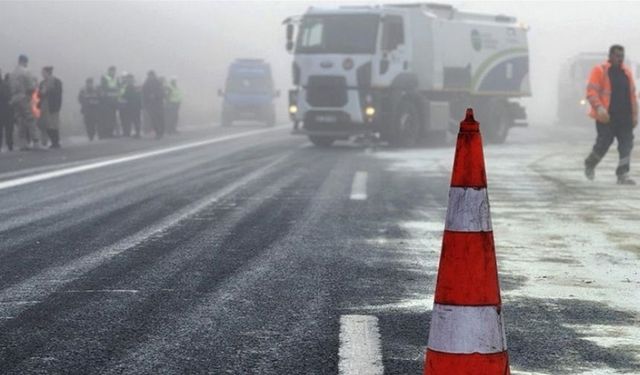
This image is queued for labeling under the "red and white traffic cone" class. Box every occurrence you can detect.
[424,108,510,374]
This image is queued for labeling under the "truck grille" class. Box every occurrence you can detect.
[306,76,347,107]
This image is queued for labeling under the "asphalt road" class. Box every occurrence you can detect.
[0,122,638,374]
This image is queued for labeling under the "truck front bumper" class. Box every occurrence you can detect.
[291,127,374,138]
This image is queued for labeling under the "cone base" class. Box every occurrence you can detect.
[424,349,510,375]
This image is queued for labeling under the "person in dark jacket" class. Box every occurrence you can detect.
[120,74,142,138]
[0,71,15,152]
[38,66,63,149]
[142,70,165,139]
[78,78,100,141]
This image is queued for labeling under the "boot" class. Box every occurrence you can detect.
[48,129,61,149]
[584,160,595,181]
[617,174,636,185]
[584,151,602,181]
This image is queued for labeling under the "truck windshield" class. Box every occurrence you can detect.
[296,14,379,54]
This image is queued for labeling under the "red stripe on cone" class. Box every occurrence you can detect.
[450,109,487,188]
[434,231,501,306]
[425,350,510,375]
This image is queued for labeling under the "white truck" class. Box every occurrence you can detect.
[284,3,530,146]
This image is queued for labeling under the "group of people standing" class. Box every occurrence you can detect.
[78,66,182,141]
[0,55,184,154]
[0,54,63,151]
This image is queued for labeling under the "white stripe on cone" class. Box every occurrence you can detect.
[427,304,507,354]
[445,187,492,232]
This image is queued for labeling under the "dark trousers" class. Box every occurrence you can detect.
[98,101,118,139]
[166,102,180,134]
[585,118,634,176]
[121,109,141,137]
[83,110,98,141]
[0,115,14,151]
[146,107,165,139]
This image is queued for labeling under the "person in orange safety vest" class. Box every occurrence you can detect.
[584,44,638,185]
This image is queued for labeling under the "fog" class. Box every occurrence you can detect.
[1,0,639,132]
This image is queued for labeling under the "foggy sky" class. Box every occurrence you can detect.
[1,0,639,129]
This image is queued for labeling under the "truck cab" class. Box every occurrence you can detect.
[219,59,279,127]
[285,8,407,146]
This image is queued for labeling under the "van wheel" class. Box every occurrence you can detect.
[309,136,335,147]
[221,112,232,127]
[266,112,276,127]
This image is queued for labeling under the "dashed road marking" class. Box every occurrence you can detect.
[63,289,140,294]
[338,314,383,375]
[0,127,285,191]
[350,171,368,201]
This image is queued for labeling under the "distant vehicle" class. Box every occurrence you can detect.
[558,52,640,126]
[218,59,279,127]
[283,3,530,147]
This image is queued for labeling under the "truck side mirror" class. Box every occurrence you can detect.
[286,24,294,52]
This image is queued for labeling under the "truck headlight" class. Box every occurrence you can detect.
[289,105,298,114]
[580,99,587,106]
[365,106,376,117]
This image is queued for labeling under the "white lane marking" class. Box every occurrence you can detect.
[0,127,285,191]
[0,159,93,181]
[427,304,507,354]
[445,187,492,232]
[350,171,368,201]
[338,315,383,375]
[0,153,291,318]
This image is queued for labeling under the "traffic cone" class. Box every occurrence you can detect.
[424,108,510,374]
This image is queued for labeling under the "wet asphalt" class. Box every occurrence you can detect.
[0,122,638,374]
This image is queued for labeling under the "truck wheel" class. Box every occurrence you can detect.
[309,136,335,147]
[389,101,421,147]
[486,104,510,144]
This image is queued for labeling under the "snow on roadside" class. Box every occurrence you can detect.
[374,141,640,374]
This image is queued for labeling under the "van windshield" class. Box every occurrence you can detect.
[296,14,379,54]
[226,73,272,94]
